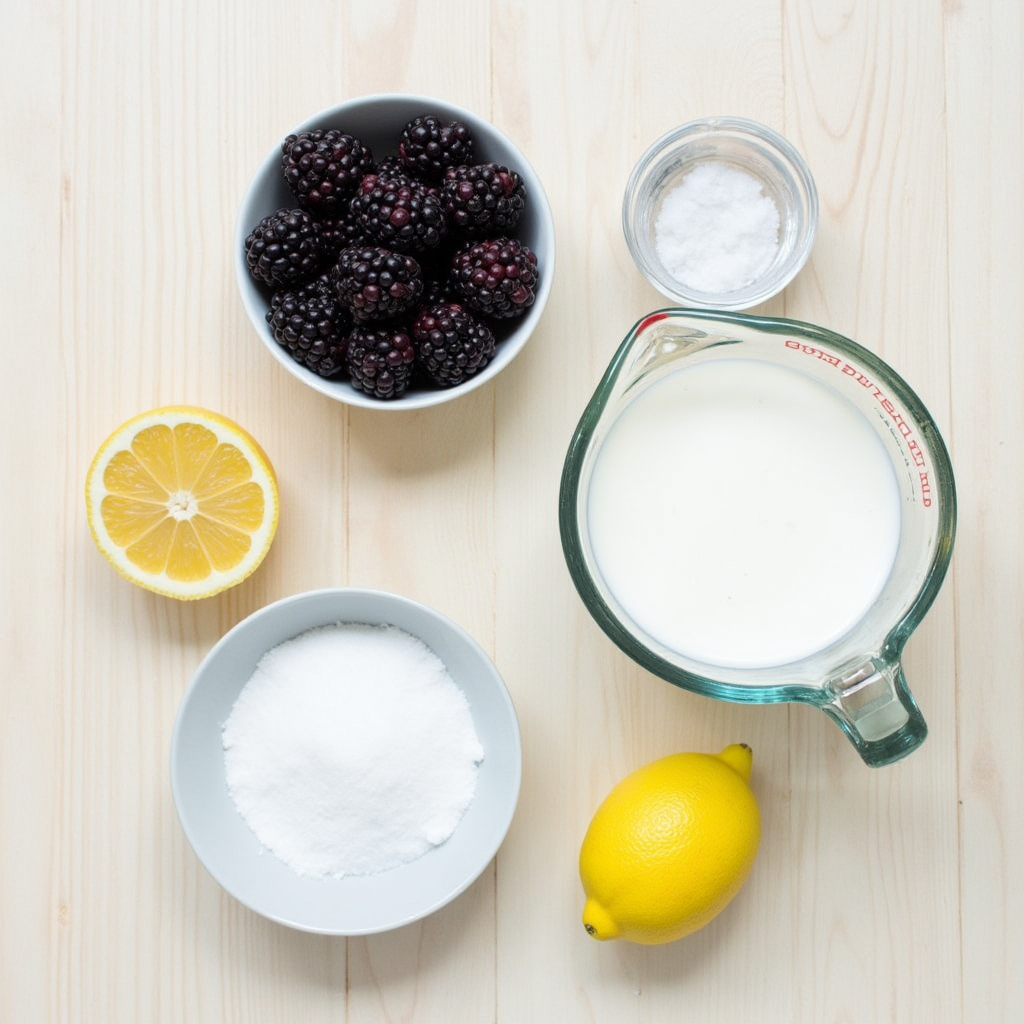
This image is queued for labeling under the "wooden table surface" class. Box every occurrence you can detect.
[3,1,1022,1021]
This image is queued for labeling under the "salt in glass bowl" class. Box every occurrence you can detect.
[622,116,818,311]
[235,94,556,411]
[170,587,522,935]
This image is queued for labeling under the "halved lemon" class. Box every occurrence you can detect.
[85,407,279,600]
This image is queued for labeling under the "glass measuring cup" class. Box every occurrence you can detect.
[559,309,956,767]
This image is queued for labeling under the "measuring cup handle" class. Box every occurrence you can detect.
[822,658,927,767]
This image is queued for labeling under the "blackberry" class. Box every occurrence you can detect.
[443,163,526,235]
[373,155,407,182]
[314,206,367,263]
[280,131,376,212]
[354,168,440,201]
[449,237,539,319]
[281,129,375,211]
[265,275,350,378]
[398,115,475,181]
[411,302,496,387]
[345,325,416,400]
[244,207,323,287]
[349,176,448,253]
[332,246,424,323]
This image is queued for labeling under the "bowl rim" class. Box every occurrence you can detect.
[621,115,819,310]
[235,93,556,411]
[169,585,523,934]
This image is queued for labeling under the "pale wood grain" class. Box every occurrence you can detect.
[1,2,67,1023]
[945,1,1024,1021]
[2,0,1022,1021]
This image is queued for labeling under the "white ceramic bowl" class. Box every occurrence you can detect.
[622,116,818,310]
[170,588,522,935]
[236,94,556,410]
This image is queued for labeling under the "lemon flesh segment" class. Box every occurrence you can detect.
[192,442,254,497]
[191,514,252,572]
[131,423,180,492]
[579,746,761,945]
[125,516,177,574]
[101,495,169,546]
[103,449,169,502]
[166,520,213,582]
[172,421,219,489]
[200,482,265,531]
[86,407,278,600]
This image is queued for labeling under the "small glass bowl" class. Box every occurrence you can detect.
[622,117,818,310]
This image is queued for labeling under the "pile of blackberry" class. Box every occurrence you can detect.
[243,112,542,401]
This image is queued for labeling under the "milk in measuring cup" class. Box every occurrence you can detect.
[586,358,902,669]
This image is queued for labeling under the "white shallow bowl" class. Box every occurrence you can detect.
[170,588,522,935]
[235,94,556,410]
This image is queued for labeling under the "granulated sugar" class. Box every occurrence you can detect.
[654,161,780,294]
[221,622,484,878]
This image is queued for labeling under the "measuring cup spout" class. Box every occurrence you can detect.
[822,657,927,767]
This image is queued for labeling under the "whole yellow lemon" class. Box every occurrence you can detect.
[579,744,760,944]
